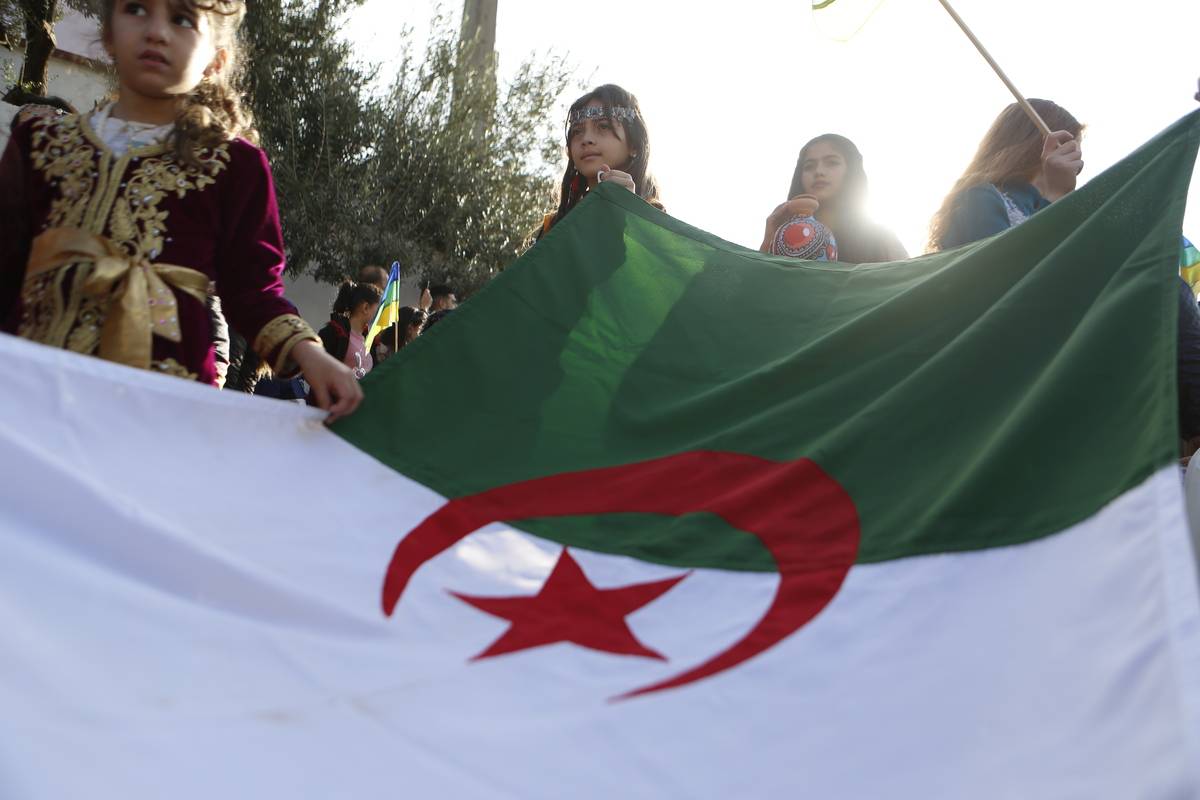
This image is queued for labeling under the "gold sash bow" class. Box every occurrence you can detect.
[27,227,210,369]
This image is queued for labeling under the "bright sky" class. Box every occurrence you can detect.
[345,0,1200,257]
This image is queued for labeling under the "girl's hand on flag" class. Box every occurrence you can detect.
[1040,131,1084,201]
[291,340,364,423]
[597,164,636,194]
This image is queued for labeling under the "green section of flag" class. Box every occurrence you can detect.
[812,0,838,8]
[336,112,1199,572]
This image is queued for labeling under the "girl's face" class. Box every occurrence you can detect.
[799,141,847,204]
[568,100,632,186]
[106,0,220,102]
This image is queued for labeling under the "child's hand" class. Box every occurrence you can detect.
[765,200,795,231]
[1040,130,1083,201]
[761,201,794,251]
[419,286,433,311]
[597,164,636,194]
[290,340,363,423]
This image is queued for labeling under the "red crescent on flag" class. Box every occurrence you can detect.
[381,451,860,699]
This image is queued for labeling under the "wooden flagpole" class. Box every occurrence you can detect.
[933,0,1053,138]
[392,260,401,355]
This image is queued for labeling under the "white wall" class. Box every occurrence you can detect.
[0,50,110,151]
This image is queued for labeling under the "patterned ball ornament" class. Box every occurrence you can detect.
[769,194,838,262]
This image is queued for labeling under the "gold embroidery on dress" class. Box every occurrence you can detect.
[30,115,97,230]
[113,146,229,258]
[150,358,198,381]
[18,262,96,352]
[254,314,320,375]
[67,280,106,355]
[23,114,231,369]
[17,268,61,344]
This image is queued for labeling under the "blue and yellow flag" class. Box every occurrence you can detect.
[1181,237,1200,294]
[365,261,401,352]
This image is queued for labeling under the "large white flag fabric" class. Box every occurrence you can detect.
[1,332,1200,799]
[5,111,1200,800]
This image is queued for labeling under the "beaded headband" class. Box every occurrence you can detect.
[567,105,639,127]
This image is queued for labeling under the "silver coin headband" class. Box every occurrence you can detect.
[567,105,639,127]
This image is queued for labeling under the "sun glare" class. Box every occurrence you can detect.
[347,0,1200,258]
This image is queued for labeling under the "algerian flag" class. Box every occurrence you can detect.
[363,260,401,353]
[3,112,1200,798]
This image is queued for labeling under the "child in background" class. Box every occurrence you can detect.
[762,134,907,264]
[319,280,381,379]
[0,0,360,418]
[927,99,1083,252]
[358,264,391,365]
[380,306,426,360]
[538,84,662,238]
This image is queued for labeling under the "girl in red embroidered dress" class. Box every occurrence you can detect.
[0,0,360,419]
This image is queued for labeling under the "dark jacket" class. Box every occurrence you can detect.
[318,314,351,363]
[940,182,1050,251]
[1178,279,1200,438]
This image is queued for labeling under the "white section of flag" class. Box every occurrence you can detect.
[2,332,1199,799]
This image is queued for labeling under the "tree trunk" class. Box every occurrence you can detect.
[2,0,57,103]
[453,0,497,138]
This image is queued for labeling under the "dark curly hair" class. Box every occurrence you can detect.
[331,279,382,315]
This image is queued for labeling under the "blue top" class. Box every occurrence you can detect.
[940,182,1050,250]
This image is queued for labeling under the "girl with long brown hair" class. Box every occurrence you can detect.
[762,134,907,264]
[537,84,662,237]
[0,0,360,418]
[928,99,1084,252]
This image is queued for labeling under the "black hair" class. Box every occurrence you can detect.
[429,284,455,300]
[424,308,454,331]
[549,84,661,231]
[331,280,382,315]
[380,306,428,355]
[398,305,427,330]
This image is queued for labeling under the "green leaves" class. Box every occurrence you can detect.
[243,0,382,282]
[370,12,574,295]
[243,2,575,296]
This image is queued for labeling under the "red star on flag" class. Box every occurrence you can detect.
[451,549,687,661]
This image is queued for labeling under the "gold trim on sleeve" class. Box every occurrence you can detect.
[253,314,320,377]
